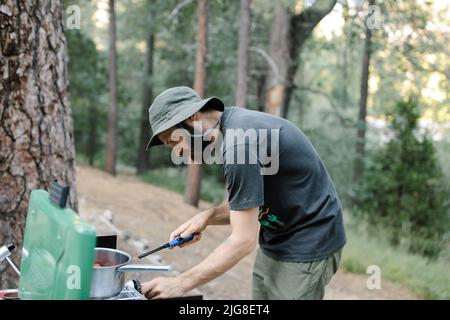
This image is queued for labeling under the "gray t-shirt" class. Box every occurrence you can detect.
[220,107,346,262]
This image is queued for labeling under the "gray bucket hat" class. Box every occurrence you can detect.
[146,86,224,150]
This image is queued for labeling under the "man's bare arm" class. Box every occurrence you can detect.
[177,207,259,293]
[167,200,231,247]
[204,200,230,225]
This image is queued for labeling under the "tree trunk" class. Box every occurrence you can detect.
[0,0,76,288]
[86,105,98,166]
[340,3,350,110]
[265,0,336,117]
[105,0,118,175]
[184,0,208,207]
[136,32,154,174]
[235,0,251,107]
[353,0,375,183]
[265,4,291,116]
[257,71,266,112]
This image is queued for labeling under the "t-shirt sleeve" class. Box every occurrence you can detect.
[223,144,264,210]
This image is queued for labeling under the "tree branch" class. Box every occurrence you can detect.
[295,86,353,127]
[292,0,337,47]
[168,0,194,21]
[249,46,285,84]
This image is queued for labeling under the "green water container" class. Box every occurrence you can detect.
[18,189,96,299]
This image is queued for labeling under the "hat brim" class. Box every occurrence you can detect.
[146,96,224,150]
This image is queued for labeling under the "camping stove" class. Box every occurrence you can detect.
[103,280,145,300]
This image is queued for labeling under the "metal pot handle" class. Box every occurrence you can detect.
[117,264,173,272]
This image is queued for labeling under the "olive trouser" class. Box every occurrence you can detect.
[252,248,342,300]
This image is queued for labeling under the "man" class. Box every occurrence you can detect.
[142,86,346,300]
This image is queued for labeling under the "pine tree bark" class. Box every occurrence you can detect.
[105,0,118,175]
[235,0,251,107]
[265,0,336,117]
[136,32,154,174]
[353,0,375,183]
[0,0,77,288]
[184,0,208,207]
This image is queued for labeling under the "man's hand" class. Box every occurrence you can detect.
[169,209,213,247]
[141,276,187,299]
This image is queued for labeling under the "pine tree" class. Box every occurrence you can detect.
[356,98,450,258]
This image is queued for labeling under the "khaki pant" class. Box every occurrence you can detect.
[252,248,342,300]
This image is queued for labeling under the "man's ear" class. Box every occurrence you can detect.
[182,112,201,128]
[185,112,200,125]
[190,112,201,121]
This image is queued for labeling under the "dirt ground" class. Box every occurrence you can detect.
[77,165,418,300]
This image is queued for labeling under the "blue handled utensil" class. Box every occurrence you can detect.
[138,233,198,259]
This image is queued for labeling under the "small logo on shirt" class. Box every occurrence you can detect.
[258,207,285,231]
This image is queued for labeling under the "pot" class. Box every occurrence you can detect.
[90,247,172,299]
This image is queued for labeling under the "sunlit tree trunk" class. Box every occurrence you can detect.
[265,4,290,116]
[0,0,76,287]
[105,0,118,175]
[184,0,208,207]
[265,0,336,117]
[235,0,251,107]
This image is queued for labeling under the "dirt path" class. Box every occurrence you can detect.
[77,165,418,300]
